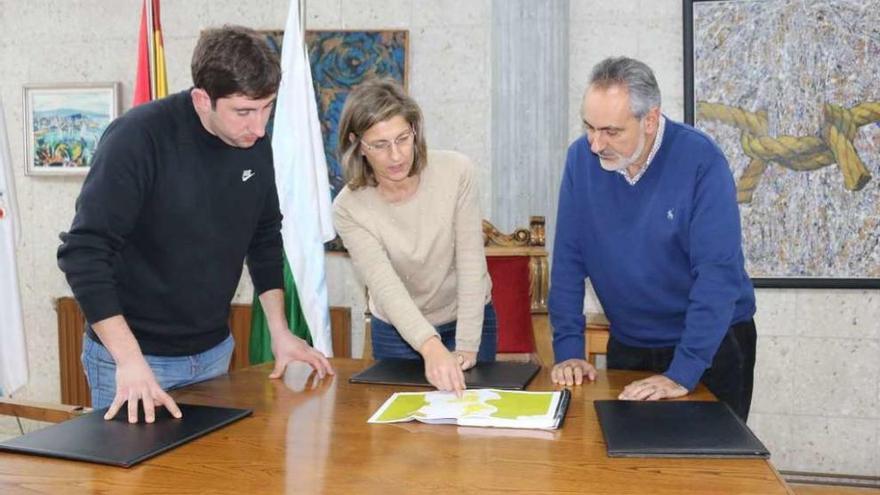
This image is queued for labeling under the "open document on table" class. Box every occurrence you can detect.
[368,388,570,430]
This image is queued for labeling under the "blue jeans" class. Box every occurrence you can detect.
[81,333,234,409]
[371,303,497,362]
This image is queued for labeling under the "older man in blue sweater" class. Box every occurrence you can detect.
[549,57,757,420]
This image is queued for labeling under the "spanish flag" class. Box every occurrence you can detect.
[133,0,167,106]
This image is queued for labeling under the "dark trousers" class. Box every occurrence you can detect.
[606,319,757,421]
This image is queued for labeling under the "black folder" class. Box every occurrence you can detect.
[350,358,541,390]
[594,400,769,458]
[0,403,252,467]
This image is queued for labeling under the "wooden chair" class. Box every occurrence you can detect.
[55,297,352,407]
[482,216,548,313]
[586,312,610,366]
[0,397,86,424]
[0,397,86,442]
[483,216,550,364]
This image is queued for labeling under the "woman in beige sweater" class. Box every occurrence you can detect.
[333,78,496,395]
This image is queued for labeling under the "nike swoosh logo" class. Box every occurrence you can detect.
[242,170,255,182]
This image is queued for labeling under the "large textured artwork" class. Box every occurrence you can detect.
[684,0,880,287]
[263,30,408,199]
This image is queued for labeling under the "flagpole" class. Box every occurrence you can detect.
[299,0,306,38]
[145,0,156,100]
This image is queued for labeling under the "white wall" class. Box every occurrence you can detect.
[0,0,877,478]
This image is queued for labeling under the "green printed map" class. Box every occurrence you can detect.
[486,391,553,419]
[371,389,559,427]
[375,393,430,422]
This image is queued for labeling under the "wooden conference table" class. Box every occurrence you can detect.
[0,359,791,494]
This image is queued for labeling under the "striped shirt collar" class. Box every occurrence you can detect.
[617,115,666,186]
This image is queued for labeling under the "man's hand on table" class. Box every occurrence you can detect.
[105,356,182,424]
[551,358,597,386]
[268,330,335,380]
[618,374,687,400]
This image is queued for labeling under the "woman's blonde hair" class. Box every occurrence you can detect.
[336,78,428,190]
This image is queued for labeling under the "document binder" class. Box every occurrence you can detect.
[594,400,770,458]
[0,403,252,467]
[350,358,541,390]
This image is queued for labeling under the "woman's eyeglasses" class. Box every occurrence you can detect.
[360,130,416,154]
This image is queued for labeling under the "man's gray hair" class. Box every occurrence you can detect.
[589,57,661,118]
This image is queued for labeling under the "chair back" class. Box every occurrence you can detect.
[586,312,610,366]
[483,216,549,364]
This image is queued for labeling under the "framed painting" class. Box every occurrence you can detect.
[262,30,408,200]
[23,83,120,176]
[683,0,880,288]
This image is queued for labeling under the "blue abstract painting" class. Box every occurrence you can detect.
[263,30,408,199]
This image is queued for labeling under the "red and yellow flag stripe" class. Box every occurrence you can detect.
[133,0,167,106]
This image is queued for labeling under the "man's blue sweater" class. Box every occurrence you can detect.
[549,119,755,390]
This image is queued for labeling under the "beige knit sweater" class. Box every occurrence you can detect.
[332,150,492,353]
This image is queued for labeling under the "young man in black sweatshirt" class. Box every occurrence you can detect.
[58,25,333,424]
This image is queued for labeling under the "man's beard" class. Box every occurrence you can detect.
[598,125,647,172]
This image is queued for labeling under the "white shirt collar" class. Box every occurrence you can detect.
[618,115,666,186]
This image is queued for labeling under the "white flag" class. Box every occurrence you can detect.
[272,0,336,355]
[0,97,28,396]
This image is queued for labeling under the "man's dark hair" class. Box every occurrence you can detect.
[191,25,281,104]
